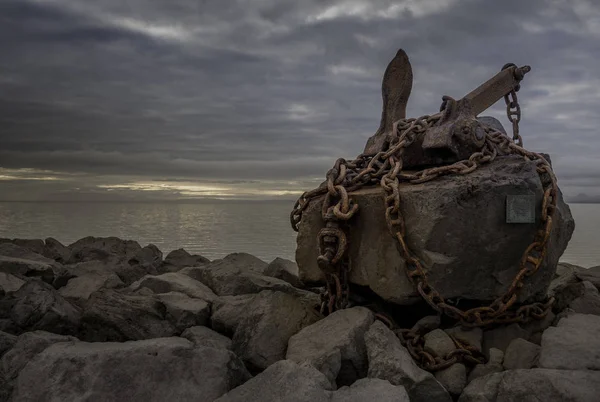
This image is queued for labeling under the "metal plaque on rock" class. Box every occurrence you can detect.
[506,194,536,223]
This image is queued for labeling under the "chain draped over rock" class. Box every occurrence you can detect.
[290,93,558,372]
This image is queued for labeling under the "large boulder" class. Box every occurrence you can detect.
[296,155,574,305]
[160,248,210,272]
[11,338,251,402]
[129,272,217,303]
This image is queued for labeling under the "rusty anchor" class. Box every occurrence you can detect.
[363,49,531,168]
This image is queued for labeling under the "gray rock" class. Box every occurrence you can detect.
[467,348,504,383]
[503,338,540,370]
[9,280,81,335]
[233,291,320,371]
[130,272,217,303]
[434,363,467,396]
[160,248,210,272]
[42,237,71,263]
[0,273,24,293]
[522,310,555,335]
[411,315,441,334]
[365,320,451,402]
[330,378,410,402]
[296,156,574,305]
[129,244,163,272]
[211,294,257,336]
[0,255,56,285]
[424,329,456,358]
[568,281,600,315]
[214,360,332,402]
[0,331,16,358]
[445,326,483,353]
[12,338,251,402]
[67,236,142,264]
[482,323,530,358]
[286,306,374,387]
[59,273,124,306]
[539,313,600,370]
[548,264,585,311]
[264,257,303,288]
[0,242,49,262]
[574,265,600,289]
[80,288,177,342]
[181,326,232,350]
[156,292,211,331]
[460,369,600,402]
[478,116,507,135]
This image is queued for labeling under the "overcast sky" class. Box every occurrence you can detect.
[1,0,599,202]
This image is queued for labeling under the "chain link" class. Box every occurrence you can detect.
[290,87,556,371]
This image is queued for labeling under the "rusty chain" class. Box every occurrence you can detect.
[290,89,557,372]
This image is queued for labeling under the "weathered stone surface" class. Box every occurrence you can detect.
[503,338,540,370]
[411,315,441,334]
[182,265,319,306]
[0,331,16,358]
[482,323,529,358]
[181,326,232,350]
[445,326,483,353]
[0,242,55,264]
[80,288,177,341]
[459,369,600,402]
[0,255,56,286]
[297,156,574,305]
[574,265,600,289]
[210,294,256,337]
[0,273,24,293]
[160,248,210,272]
[156,292,211,331]
[330,378,410,402]
[568,281,600,315]
[232,290,321,371]
[129,244,163,272]
[434,363,467,396]
[130,272,217,303]
[214,360,333,402]
[424,329,456,358]
[539,313,600,370]
[59,273,124,306]
[9,280,81,335]
[365,320,451,402]
[467,348,504,383]
[286,306,374,387]
[12,338,251,402]
[264,257,303,288]
[42,237,71,263]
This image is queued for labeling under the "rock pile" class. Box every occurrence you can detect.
[0,236,599,401]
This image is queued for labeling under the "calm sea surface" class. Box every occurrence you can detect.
[0,201,597,267]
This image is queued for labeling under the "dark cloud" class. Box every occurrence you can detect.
[1,0,599,200]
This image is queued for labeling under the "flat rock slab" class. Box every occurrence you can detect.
[181,326,232,350]
[539,313,600,370]
[130,272,218,303]
[459,369,600,402]
[503,338,540,370]
[286,306,374,387]
[296,156,574,305]
[12,337,251,402]
[331,378,410,402]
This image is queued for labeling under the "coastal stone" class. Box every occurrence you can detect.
[411,315,441,334]
[128,244,163,272]
[80,288,177,342]
[522,310,555,335]
[181,326,232,350]
[210,294,256,336]
[365,320,451,402]
[155,292,211,331]
[467,348,504,383]
[42,237,71,263]
[0,256,57,285]
[574,265,600,289]
[330,378,410,402]
[130,272,217,303]
[296,156,574,305]
[264,257,303,288]
[160,248,210,272]
[232,290,321,372]
[214,360,333,402]
[424,329,456,358]
[12,338,251,402]
[445,326,483,353]
[0,242,56,264]
[9,280,81,335]
[0,273,25,293]
[503,338,540,369]
[538,313,600,370]
[67,236,142,264]
[568,281,600,315]
[434,363,467,396]
[459,369,600,402]
[59,273,124,306]
[482,323,530,358]
[286,306,374,387]
[0,331,16,357]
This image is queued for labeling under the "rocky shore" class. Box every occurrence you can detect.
[0,236,599,401]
